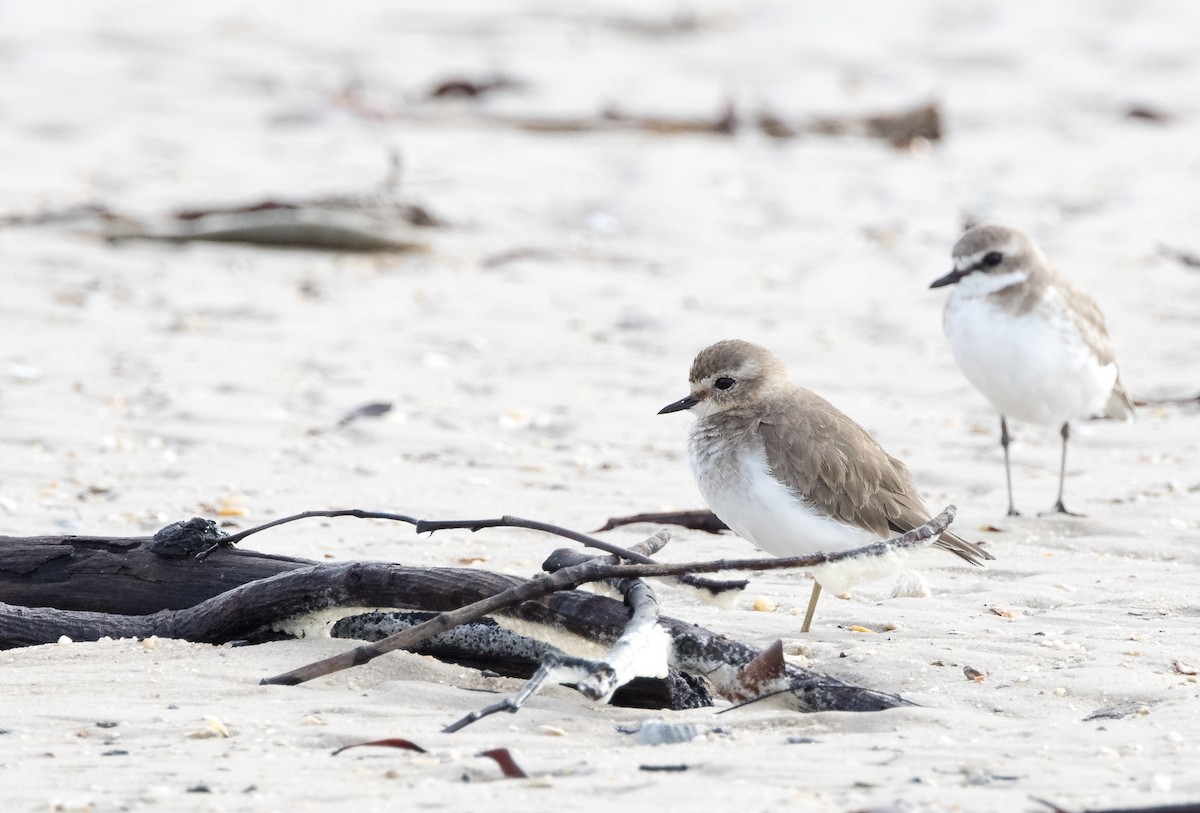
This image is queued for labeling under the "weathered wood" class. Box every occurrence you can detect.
[0,560,903,713]
[0,518,312,614]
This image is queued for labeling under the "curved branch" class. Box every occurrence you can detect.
[194,508,746,596]
[192,513,734,594]
[415,515,661,563]
[195,509,420,559]
[416,514,747,596]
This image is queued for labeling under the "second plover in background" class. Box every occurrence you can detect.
[659,339,992,632]
[931,224,1134,516]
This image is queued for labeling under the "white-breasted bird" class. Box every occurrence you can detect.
[931,224,1134,516]
[659,339,991,631]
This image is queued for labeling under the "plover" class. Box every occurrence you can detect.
[931,224,1134,516]
[659,339,992,631]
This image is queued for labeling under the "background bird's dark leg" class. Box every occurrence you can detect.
[1043,421,1082,516]
[1000,416,1020,516]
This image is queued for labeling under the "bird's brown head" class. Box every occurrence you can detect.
[930,224,1042,292]
[658,339,787,417]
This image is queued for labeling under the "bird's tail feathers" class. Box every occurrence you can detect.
[934,529,994,567]
[1104,379,1135,422]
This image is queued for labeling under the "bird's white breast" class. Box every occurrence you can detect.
[687,424,878,559]
[942,284,1118,426]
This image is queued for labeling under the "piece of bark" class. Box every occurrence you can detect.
[105,210,426,253]
[805,102,942,145]
[427,75,523,99]
[1157,243,1200,269]
[864,102,942,148]
[171,199,438,228]
[722,639,789,704]
[1124,104,1175,123]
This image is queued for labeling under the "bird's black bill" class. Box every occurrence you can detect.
[929,269,965,288]
[658,395,699,414]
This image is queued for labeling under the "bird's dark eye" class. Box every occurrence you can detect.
[714,377,735,390]
[983,251,1003,267]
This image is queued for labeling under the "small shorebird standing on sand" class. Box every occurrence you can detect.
[659,339,992,632]
[930,225,1134,517]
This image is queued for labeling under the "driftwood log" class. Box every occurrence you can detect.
[0,518,699,708]
[0,513,947,715]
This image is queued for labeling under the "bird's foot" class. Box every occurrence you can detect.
[1039,501,1084,517]
[1005,507,1021,518]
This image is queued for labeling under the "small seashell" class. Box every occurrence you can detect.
[752,596,776,612]
[633,719,703,746]
[216,495,249,517]
[498,409,530,430]
[963,666,987,682]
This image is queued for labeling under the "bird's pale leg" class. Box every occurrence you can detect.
[800,582,822,633]
[1000,416,1020,517]
[1042,421,1083,516]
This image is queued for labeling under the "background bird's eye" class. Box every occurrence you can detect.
[714,377,735,390]
[983,251,1003,267]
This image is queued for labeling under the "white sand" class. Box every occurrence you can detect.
[2,1,1199,809]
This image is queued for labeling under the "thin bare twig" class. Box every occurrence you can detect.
[419,515,747,596]
[207,508,744,595]
[195,509,419,560]
[441,653,598,733]
[1034,798,1200,813]
[1158,243,1200,269]
[415,515,660,563]
[1132,392,1200,408]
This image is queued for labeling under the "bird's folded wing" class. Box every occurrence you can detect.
[758,388,993,566]
[756,388,908,540]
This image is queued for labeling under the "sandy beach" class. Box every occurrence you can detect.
[2,1,1199,810]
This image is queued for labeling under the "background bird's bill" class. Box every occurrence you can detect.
[929,269,964,288]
